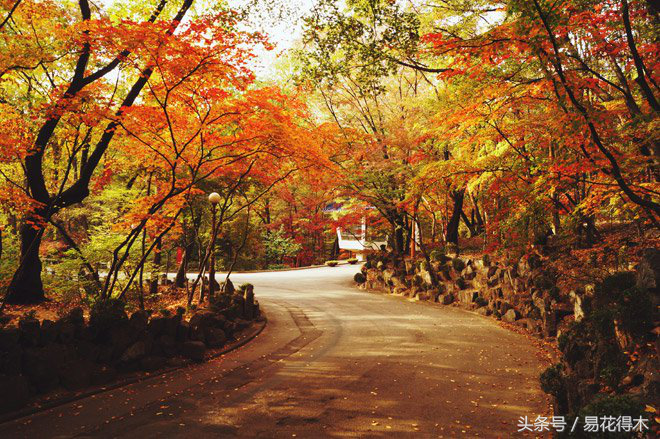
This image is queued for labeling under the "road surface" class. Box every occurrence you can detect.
[1,264,549,438]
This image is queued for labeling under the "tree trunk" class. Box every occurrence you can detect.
[445,189,465,245]
[149,237,162,295]
[174,248,188,288]
[394,220,405,254]
[6,220,46,304]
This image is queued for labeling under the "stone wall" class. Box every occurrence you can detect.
[359,252,563,337]
[357,250,659,416]
[0,287,260,415]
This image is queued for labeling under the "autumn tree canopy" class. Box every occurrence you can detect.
[0,0,657,306]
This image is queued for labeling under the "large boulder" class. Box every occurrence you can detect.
[458,290,478,305]
[176,321,190,343]
[156,335,178,357]
[59,360,93,390]
[147,317,168,338]
[0,327,19,351]
[243,285,255,320]
[140,356,166,372]
[56,319,76,344]
[39,320,58,345]
[0,345,22,375]
[164,314,182,337]
[120,340,147,363]
[129,310,149,334]
[108,322,138,360]
[18,317,40,347]
[502,309,520,323]
[476,307,491,316]
[0,374,31,413]
[66,307,85,331]
[439,293,455,305]
[206,328,227,348]
[182,341,206,362]
[22,343,68,392]
[90,365,117,385]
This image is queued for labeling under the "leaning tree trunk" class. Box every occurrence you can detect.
[6,219,46,304]
[445,189,465,246]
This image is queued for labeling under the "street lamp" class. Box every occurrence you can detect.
[208,192,221,298]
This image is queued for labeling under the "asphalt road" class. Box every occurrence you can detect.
[1,264,549,438]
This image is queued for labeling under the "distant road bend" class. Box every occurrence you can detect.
[1,264,548,438]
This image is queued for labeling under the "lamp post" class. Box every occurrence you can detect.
[208,192,221,298]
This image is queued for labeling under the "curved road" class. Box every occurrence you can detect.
[1,265,549,438]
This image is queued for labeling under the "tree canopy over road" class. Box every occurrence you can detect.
[0,0,658,434]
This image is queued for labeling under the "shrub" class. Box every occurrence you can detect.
[347,258,359,265]
[267,264,287,270]
[593,272,654,338]
[577,395,645,429]
[614,286,654,338]
[595,272,636,302]
[325,260,339,267]
[354,272,366,284]
[540,363,565,397]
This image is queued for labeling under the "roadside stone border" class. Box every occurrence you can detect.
[0,284,262,418]
[0,315,266,425]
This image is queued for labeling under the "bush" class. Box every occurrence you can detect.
[347,258,359,265]
[576,395,645,437]
[614,286,654,338]
[354,272,366,284]
[540,363,565,397]
[325,260,339,267]
[594,271,654,338]
[267,264,287,270]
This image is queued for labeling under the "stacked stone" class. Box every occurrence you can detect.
[0,290,261,415]
[359,252,569,338]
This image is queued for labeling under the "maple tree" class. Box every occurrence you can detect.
[0,0,320,305]
[292,0,658,264]
[0,0,657,307]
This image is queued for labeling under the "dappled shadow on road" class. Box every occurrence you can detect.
[4,266,548,438]
[84,285,549,438]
